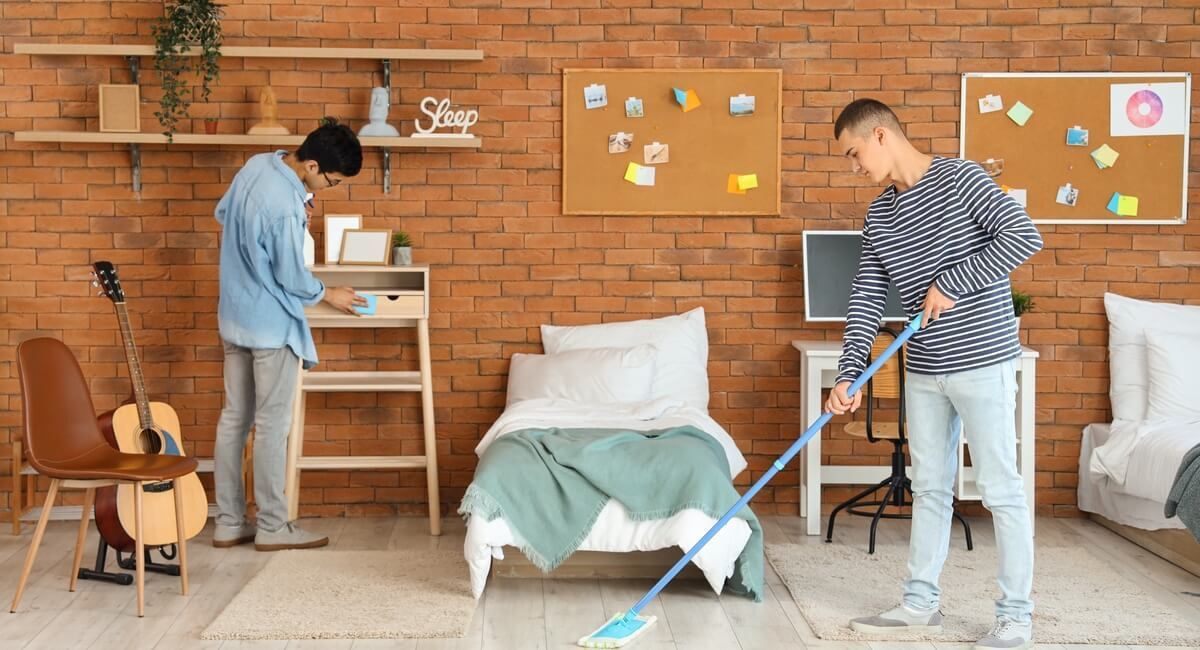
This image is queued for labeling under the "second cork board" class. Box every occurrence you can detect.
[563,68,782,215]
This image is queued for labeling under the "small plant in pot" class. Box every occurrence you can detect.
[392,231,413,266]
[153,0,223,141]
[1012,289,1035,328]
[203,116,219,134]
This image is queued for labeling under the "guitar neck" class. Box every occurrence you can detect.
[113,301,153,428]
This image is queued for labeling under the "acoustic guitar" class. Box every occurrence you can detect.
[92,261,208,546]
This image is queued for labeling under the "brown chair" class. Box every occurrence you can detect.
[10,337,198,617]
[824,327,973,554]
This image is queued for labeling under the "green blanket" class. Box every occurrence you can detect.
[458,425,763,602]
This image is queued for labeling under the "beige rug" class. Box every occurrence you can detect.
[766,541,1200,646]
[201,548,477,640]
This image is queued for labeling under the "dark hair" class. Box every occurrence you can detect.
[834,99,904,140]
[296,117,363,177]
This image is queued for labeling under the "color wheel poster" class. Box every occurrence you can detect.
[1110,82,1187,137]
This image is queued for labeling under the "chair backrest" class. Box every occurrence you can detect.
[16,337,109,475]
[866,328,903,399]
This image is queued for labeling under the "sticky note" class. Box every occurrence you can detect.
[673,87,687,106]
[624,162,641,184]
[1091,144,1119,169]
[1117,195,1139,216]
[1006,101,1033,126]
[1007,188,1027,208]
[353,293,377,316]
[1107,192,1121,214]
[727,174,746,194]
[673,87,701,112]
[737,174,758,191]
[636,165,655,186]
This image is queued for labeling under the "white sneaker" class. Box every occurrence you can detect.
[254,522,329,552]
[850,604,944,633]
[212,520,256,548]
[974,617,1033,649]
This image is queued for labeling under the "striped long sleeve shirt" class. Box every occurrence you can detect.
[836,157,1044,385]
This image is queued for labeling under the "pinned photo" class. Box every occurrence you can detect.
[1066,125,1089,147]
[729,94,755,117]
[643,142,669,165]
[978,94,1003,114]
[608,132,632,154]
[981,158,1004,178]
[1055,183,1079,207]
[584,83,608,110]
[625,97,644,118]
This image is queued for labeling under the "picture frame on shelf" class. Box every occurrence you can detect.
[324,214,362,264]
[99,84,140,133]
[338,229,392,266]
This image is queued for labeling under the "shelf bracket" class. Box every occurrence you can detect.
[126,55,142,193]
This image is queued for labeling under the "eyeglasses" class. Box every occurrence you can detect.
[322,171,341,188]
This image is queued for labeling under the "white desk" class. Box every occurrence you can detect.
[791,340,1038,536]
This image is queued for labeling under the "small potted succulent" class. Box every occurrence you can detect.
[391,231,412,266]
[203,116,219,134]
[1012,289,1035,328]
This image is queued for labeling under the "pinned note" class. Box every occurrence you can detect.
[1055,183,1078,207]
[624,162,640,184]
[673,87,701,112]
[978,94,1003,114]
[729,94,755,116]
[643,142,669,165]
[727,174,746,194]
[1007,188,1028,208]
[1117,194,1139,216]
[1006,101,1033,126]
[1066,125,1089,147]
[1107,192,1121,214]
[584,83,608,109]
[1091,144,1119,169]
[737,174,758,191]
[625,162,655,186]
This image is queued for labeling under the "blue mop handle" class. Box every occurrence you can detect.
[626,314,922,616]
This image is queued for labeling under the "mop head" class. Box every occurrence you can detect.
[577,611,657,648]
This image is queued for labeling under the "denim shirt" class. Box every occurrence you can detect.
[216,150,325,368]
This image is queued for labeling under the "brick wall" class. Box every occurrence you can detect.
[2,0,1199,521]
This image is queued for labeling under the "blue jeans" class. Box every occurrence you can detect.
[902,358,1033,624]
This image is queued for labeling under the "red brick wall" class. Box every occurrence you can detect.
[2,0,1199,521]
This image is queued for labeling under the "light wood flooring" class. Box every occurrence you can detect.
[1,514,1198,649]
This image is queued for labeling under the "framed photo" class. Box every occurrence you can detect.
[99,84,140,133]
[324,214,362,264]
[339,229,392,266]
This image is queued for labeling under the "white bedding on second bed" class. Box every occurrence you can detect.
[1079,422,1187,531]
[463,397,754,598]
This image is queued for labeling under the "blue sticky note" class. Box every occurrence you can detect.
[673,87,687,106]
[1106,192,1121,214]
[353,293,377,316]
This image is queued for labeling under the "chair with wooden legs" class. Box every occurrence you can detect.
[9,337,198,618]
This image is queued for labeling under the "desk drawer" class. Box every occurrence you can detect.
[368,292,425,317]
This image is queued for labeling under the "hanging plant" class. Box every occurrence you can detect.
[152,0,223,140]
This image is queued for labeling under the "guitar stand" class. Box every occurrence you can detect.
[77,537,180,585]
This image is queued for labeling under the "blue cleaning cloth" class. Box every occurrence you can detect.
[353,293,377,316]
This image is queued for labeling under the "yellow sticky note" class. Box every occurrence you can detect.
[1117,195,1139,216]
[1006,101,1033,126]
[737,174,758,190]
[727,174,746,194]
[1092,144,1119,168]
[684,89,701,112]
[624,162,641,184]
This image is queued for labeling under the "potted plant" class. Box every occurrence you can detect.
[203,116,219,135]
[391,231,413,266]
[152,0,223,141]
[1012,289,1035,328]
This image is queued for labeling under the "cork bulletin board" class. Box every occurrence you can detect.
[563,68,782,215]
[961,72,1191,224]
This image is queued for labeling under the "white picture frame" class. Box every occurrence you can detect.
[339,229,392,266]
[324,214,362,264]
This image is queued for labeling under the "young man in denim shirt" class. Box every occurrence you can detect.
[212,120,367,551]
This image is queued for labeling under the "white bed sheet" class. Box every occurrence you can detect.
[1078,423,1185,531]
[463,398,754,599]
[1088,418,1200,503]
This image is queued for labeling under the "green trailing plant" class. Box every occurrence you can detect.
[392,231,413,248]
[152,0,223,140]
[1012,289,1035,317]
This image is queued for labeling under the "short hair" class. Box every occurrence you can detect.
[834,99,904,140]
[296,117,363,177]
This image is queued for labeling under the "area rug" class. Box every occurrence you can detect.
[766,541,1200,646]
[201,548,476,640]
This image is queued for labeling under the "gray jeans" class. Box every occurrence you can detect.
[214,341,300,533]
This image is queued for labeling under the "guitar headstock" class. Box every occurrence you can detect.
[91,261,125,303]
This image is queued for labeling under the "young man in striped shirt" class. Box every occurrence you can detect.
[825,99,1043,650]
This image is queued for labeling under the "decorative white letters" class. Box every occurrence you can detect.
[413,97,478,137]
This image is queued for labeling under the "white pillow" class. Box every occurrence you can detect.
[1104,292,1200,421]
[540,307,710,410]
[1145,328,1200,422]
[505,345,656,406]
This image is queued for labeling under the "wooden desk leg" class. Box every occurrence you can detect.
[418,318,442,536]
[10,440,20,536]
[284,359,305,522]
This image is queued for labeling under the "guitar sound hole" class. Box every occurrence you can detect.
[138,428,162,454]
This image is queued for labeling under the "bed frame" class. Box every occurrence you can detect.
[492,549,705,580]
[1091,514,1200,578]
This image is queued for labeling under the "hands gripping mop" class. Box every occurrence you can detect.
[578,314,923,648]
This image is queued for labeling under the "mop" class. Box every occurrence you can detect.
[578,314,923,648]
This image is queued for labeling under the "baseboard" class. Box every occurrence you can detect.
[1090,513,1200,578]
[492,548,705,580]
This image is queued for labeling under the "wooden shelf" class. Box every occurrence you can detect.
[13,131,481,148]
[296,456,428,471]
[301,371,422,392]
[15,43,484,61]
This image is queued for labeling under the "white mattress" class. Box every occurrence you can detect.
[1078,423,1185,531]
[463,398,754,598]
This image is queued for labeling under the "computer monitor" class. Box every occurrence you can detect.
[802,230,906,322]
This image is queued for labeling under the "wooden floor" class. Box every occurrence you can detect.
[1,514,1198,649]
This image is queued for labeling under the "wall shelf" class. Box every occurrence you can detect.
[13,131,481,148]
[14,43,484,61]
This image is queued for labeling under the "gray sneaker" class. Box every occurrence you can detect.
[254,522,329,552]
[212,520,256,548]
[850,604,944,633]
[974,617,1032,649]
